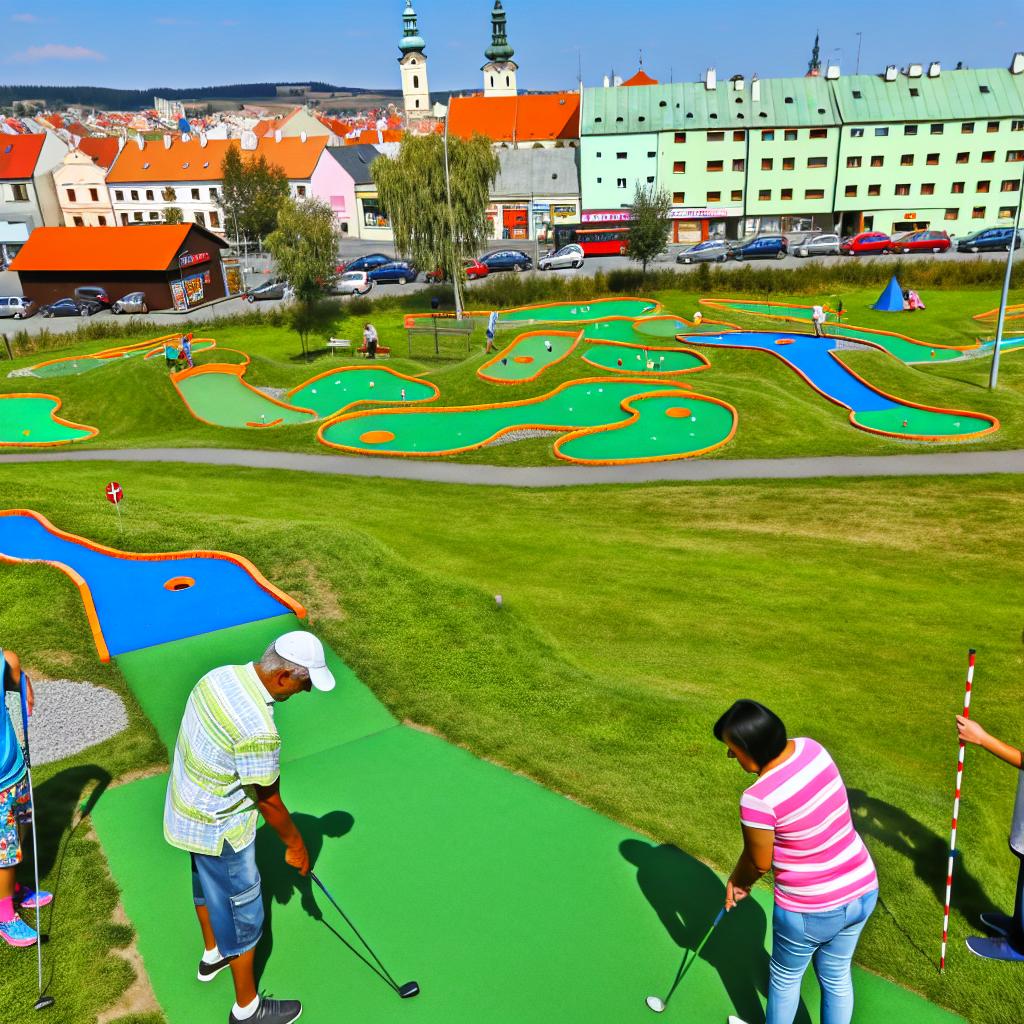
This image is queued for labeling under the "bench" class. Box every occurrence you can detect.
[358,343,391,359]
[327,338,352,353]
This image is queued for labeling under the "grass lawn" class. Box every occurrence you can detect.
[2,284,1022,464]
[0,461,1020,1023]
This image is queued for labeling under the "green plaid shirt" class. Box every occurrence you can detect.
[164,663,281,856]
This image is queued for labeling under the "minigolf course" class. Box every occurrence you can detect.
[0,393,97,446]
[495,297,660,323]
[0,512,962,1024]
[287,366,439,417]
[580,340,709,375]
[478,330,580,382]
[18,335,216,379]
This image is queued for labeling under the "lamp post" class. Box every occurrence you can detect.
[989,179,1023,389]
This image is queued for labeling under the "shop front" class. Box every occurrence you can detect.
[669,206,743,244]
[0,221,30,270]
[356,190,394,241]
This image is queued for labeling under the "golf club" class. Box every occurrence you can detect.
[309,871,420,999]
[19,672,55,1012]
[645,906,726,1013]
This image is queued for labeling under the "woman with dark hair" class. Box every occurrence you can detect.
[715,700,878,1024]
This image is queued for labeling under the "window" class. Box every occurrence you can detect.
[130,190,139,201]
[901,154,914,166]
[761,130,775,141]
[149,212,159,221]
[731,158,745,172]
[784,129,797,141]
[616,152,627,159]
[846,155,862,168]
[761,158,773,171]
[930,123,944,135]
[956,151,969,163]
[921,183,936,195]
[72,215,84,226]
[845,185,858,197]
[145,189,154,201]
[733,130,745,142]
[952,181,965,193]
[962,122,975,134]
[674,132,686,143]
[981,151,995,163]
[782,157,795,170]
[133,212,143,222]
[909,88,919,97]
[850,127,864,138]
[758,189,771,200]
[97,215,107,226]
[807,156,827,168]
[904,124,918,136]
[89,188,98,201]
[868,183,881,196]
[672,191,685,204]
[1014,121,1024,132]
[976,180,990,193]
[875,126,889,136]
[195,211,206,227]
[706,191,721,202]
[66,187,77,201]
[616,178,627,188]
[944,208,958,220]
[595,177,602,184]
[120,212,128,225]
[647,151,656,159]
[413,74,418,88]
[296,185,307,198]
[673,161,686,173]
[999,206,1017,218]
[987,120,999,132]
[1002,179,1021,192]
[1008,150,1024,162]
[646,176,655,184]
[895,183,911,196]
[926,153,939,166]
[852,90,863,99]
[187,187,199,201]
[780,187,793,200]
[731,189,743,202]
[708,131,725,142]
[706,160,724,172]
[210,187,218,200]
[805,188,825,200]
[809,128,827,139]
[595,152,602,158]
[972,206,986,218]
[10,183,27,200]
[114,190,123,201]
[870,155,884,167]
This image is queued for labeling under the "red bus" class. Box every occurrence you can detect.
[552,224,630,257]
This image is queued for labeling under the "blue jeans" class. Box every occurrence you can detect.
[190,840,264,958]
[768,890,878,1024]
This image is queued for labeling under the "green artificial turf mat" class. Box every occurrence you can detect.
[0,394,95,445]
[114,614,395,760]
[93,725,961,1024]
[174,369,316,428]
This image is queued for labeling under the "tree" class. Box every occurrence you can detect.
[162,206,184,224]
[264,197,340,360]
[626,183,672,276]
[220,146,291,244]
[373,133,499,316]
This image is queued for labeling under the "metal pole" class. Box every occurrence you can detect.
[855,33,862,75]
[988,184,1023,389]
[443,116,464,320]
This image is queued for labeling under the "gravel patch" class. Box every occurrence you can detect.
[4,681,128,766]
[486,428,563,448]
[6,368,36,379]
[257,386,289,400]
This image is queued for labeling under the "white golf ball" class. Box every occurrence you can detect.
[370,382,375,388]
[312,388,318,394]
[646,995,666,1013]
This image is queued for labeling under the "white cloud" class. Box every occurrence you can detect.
[9,44,107,62]
[11,12,38,22]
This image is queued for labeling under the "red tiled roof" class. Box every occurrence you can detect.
[77,137,119,169]
[447,93,580,143]
[343,129,404,145]
[622,68,659,86]
[0,134,45,180]
[9,224,225,273]
[67,121,92,138]
[106,135,328,183]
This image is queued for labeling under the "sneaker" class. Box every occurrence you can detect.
[965,936,1024,962]
[0,916,38,948]
[15,884,53,910]
[228,997,302,1024]
[728,1018,752,1024]
[198,952,237,982]
[980,912,1014,938]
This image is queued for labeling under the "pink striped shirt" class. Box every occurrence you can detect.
[740,737,878,913]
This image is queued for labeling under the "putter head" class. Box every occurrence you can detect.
[398,981,420,999]
[34,996,55,1011]
[645,995,666,1013]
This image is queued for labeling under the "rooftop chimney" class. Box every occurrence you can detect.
[928,61,941,77]
[884,64,898,81]
[826,64,840,79]
[705,67,717,91]
[602,74,610,88]
[1012,52,1024,74]
[733,75,745,91]
[274,129,282,143]
[751,75,761,102]
[162,134,172,149]
[907,63,923,77]
[300,130,307,142]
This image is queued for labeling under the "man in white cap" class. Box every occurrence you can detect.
[164,631,336,1024]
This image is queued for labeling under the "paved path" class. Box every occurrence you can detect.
[1,447,1022,487]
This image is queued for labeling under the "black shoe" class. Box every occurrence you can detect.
[228,997,302,1024]
[198,952,237,982]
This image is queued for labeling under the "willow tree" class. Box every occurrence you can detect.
[626,183,672,277]
[373,132,499,317]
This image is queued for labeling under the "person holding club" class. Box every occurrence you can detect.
[164,632,336,1024]
[0,648,52,949]
[715,700,878,1024]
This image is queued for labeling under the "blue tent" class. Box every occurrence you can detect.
[872,275,905,312]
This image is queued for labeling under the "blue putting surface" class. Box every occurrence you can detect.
[0,512,297,657]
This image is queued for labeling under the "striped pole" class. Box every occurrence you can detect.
[940,648,976,973]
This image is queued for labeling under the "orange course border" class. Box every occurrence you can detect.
[317,375,727,462]
[285,365,441,410]
[973,303,1024,322]
[699,297,838,325]
[578,338,712,375]
[403,296,665,329]
[0,508,307,663]
[682,330,999,443]
[0,392,99,448]
[477,329,582,384]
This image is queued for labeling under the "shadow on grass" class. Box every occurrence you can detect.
[620,839,798,1024]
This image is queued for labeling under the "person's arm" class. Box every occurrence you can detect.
[1,649,33,714]
[254,777,310,875]
[726,824,774,909]
[957,716,1023,769]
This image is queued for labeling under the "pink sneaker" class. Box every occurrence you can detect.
[0,915,38,948]
[15,884,53,909]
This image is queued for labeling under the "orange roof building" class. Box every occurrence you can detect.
[446,92,580,145]
[53,142,121,228]
[0,132,70,262]
[77,137,120,170]
[622,68,659,86]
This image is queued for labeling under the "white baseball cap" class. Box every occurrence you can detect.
[274,631,336,692]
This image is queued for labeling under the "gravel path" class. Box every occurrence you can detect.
[5,681,128,766]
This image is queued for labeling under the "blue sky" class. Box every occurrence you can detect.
[2,1,1020,93]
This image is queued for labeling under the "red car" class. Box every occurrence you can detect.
[890,229,951,254]
[425,257,490,283]
[840,231,892,255]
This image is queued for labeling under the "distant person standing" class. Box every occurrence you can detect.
[811,304,827,337]
[486,310,499,353]
[363,322,379,360]
[181,333,194,369]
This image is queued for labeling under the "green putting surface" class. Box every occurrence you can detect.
[0,394,95,445]
[581,343,706,375]
[852,406,995,438]
[28,340,215,378]
[288,367,437,418]
[93,653,962,1024]
[499,298,659,322]
[479,333,577,381]
[319,379,693,459]
[175,368,317,428]
[827,323,1024,364]
[703,300,830,322]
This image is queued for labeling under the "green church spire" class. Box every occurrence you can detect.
[485,1,515,62]
[399,0,425,55]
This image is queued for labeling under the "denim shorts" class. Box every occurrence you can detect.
[0,771,31,869]
[190,840,264,958]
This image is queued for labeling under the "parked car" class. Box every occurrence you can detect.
[367,261,418,285]
[890,229,951,254]
[40,298,101,318]
[730,235,788,260]
[479,249,533,273]
[955,227,1023,253]
[676,240,730,264]
[341,253,393,273]
[333,271,373,296]
[840,231,892,255]
[425,257,490,283]
[245,280,288,302]
[792,233,841,258]
[111,291,149,314]
[73,286,112,309]
[538,244,585,271]
[0,296,36,319]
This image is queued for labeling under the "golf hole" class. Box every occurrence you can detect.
[164,576,196,592]
[360,430,396,444]
[514,355,534,364]
[776,338,796,346]
[665,407,692,419]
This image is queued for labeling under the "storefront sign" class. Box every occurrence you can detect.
[178,251,210,268]
[669,207,743,220]
[170,280,187,311]
[581,210,631,223]
[552,204,577,220]
[183,273,205,306]
[903,212,918,220]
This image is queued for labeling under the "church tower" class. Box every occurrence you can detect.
[482,1,518,97]
[398,1,430,118]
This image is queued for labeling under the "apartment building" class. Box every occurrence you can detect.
[0,132,68,264]
[53,137,120,227]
